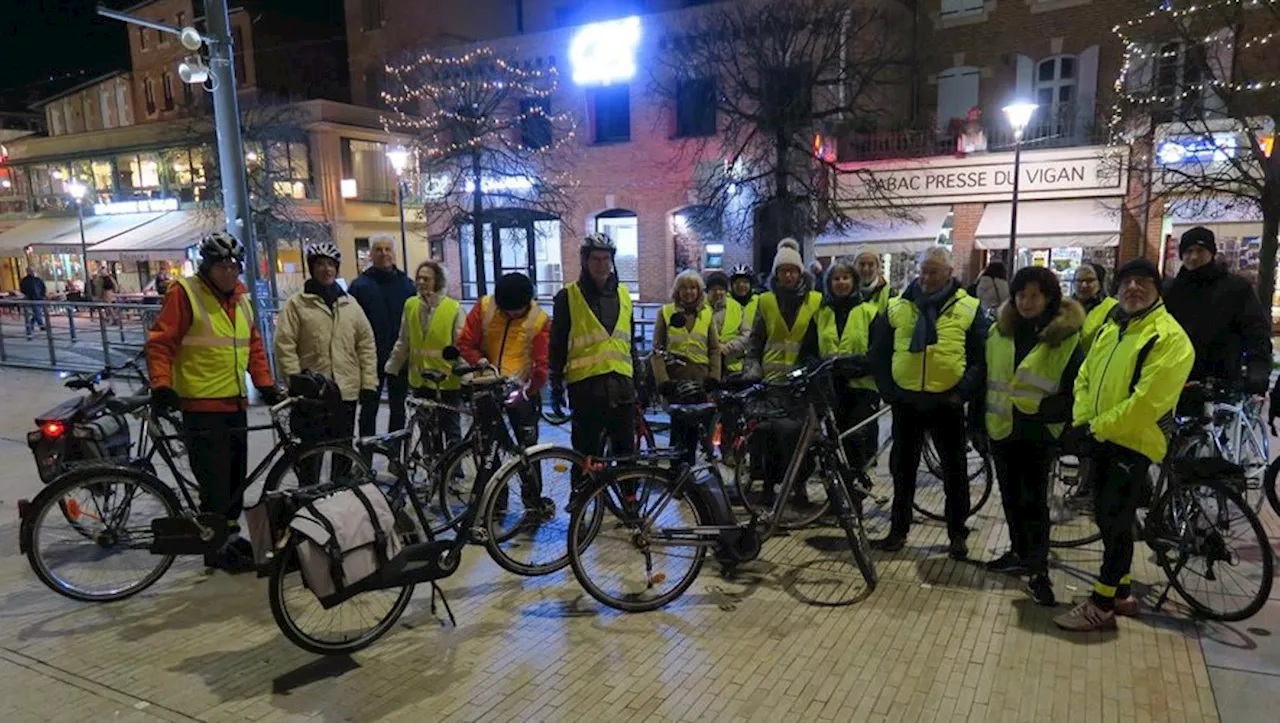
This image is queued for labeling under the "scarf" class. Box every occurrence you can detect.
[731,291,753,307]
[305,278,345,309]
[907,278,957,353]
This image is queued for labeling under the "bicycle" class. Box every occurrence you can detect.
[914,425,995,521]
[18,393,369,603]
[267,359,587,654]
[565,355,877,613]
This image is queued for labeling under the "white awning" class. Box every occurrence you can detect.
[813,206,952,256]
[86,211,217,261]
[975,200,1122,250]
[0,212,167,255]
[1167,200,1262,238]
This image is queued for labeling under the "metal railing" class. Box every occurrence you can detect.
[0,297,666,373]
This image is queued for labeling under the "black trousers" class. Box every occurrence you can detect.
[833,387,881,473]
[497,395,544,508]
[1090,443,1149,598]
[183,409,249,521]
[291,401,358,484]
[991,438,1053,575]
[358,370,409,438]
[888,401,970,541]
[570,400,636,459]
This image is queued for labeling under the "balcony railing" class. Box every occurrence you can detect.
[839,100,1111,163]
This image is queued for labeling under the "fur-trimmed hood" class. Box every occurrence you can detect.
[995,297,1086,347]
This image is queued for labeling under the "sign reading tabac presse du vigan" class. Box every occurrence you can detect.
[836,146,1129,206]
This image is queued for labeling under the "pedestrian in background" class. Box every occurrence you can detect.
[347,233,416,439]
[1073,262,1115,354]
[853,250,894,313]
[20,267,46,340]
[971,261,1009,317]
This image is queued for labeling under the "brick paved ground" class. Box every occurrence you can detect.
[0,367,1275,722]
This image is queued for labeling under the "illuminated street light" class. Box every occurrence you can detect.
[1002,102,1037,269]
[66,181,90,288]
[386,146,412,268]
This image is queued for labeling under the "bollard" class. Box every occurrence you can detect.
[44,308,57,366]
[67,303,77,343]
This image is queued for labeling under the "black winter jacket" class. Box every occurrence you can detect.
[347,266,416,371]
[1163,262,1272,385]
[549,272,637,409]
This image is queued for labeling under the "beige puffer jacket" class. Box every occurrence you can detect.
[274,291,378,401]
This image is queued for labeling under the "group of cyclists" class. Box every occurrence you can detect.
[144,221,1274,634]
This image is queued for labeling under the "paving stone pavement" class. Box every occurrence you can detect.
[0,367,1276,722]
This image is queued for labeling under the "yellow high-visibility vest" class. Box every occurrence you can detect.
[564,282,632,384]
[405,295,460,390]
[661,302,712,365]
[758,290,821,380]
[816,302,879,390]
[172,276,252,400]
[886,292,979,393]
[984,330,1080,440]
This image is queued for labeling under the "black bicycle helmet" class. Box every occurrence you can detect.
[494,272,534,311]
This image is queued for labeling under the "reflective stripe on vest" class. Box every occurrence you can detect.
[719,298,745,372]
[984,330,1080,441]
[564,282,633,384]
[172,276,252,400]
[887,292,979,393]
[661,302,712,365]
[758,291,821,380]
[479,296,548,384]
[406,295,460,390]
[816,302,878,390]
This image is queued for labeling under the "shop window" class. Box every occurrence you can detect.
[675,77,716,138]
[115,152,162,198]
[592,85,631,144]
[521,98,552,150]
[340,138,395,202]
[595,209,640,298]
[361,0,384,31]
[167,148,210,202]
[936,66,979,131]
[144,78,157,117]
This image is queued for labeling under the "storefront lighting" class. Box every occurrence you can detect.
[340,178,358,198]
[93,198,178,215]
[463,176,534,193]
[569,16,641,86]
[705,243,725,254]
[66,181,87,200]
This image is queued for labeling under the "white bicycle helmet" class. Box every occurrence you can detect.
[729,264,753,281]
[581,232,616,253]
[199,231,245,264]
[304,242,342,266]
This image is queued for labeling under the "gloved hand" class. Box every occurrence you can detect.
[550,384,567,415]
[257,385,283,406]
[359,388,380,408]
[151,386,180,413]
[1246,368,1271,395]
[1059,424,1095,456]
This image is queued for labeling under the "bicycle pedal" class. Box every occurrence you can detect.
[469,527,489,543]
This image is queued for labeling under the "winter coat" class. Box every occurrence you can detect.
[20,274,45,300]
[274,290,378,402]
[973,275,1009,314]
[1163,261,1273,385]
[347,265,416,371]
[987,298,1085,442]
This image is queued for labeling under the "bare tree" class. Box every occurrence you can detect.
[382,46,579,297]
[649,0,911,269]
[1114,1,1280,315]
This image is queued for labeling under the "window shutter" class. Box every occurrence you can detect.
[1075,45,1100,139]
[936,67,980,131]
[1015,54,1035,99]
[1203,27,1234,118]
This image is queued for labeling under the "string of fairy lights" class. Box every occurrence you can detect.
[1108,0,1280,138]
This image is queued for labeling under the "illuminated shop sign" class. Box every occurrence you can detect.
[1156,133,1238,165]
[569,17,642,86]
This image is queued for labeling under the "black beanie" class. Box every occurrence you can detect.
[494,272,534,311]
[1114,258,1162,295]
[705,271,729,290]
[1179,226,1217,258]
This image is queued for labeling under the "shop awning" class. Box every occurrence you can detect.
[1168,200,1262,238]
[975,200,1121,250]
[813,206,952,256]
[86,211,217,261]
[0,212,167,256]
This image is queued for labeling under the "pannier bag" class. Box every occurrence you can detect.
[73,413,131,461]
[288,483,402,606]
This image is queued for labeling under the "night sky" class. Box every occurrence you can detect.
[0,1,132,110]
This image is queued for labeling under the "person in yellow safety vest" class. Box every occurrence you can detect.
[146,231,278,573]
[747,238,822,508]
[1054,258,1193,632]
[870,246,989,560]
[385,260,465,448]
[548,232,637,460]
[1073,262,1116,354]
[816,259,881,472]
[705,271,748,377]
[653,270,721,464]
[852,249,896,314]
[457,272,552,518]
[981,266,1085,609]
[728,263,759,340]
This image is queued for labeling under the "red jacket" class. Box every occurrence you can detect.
[456,301,550,395]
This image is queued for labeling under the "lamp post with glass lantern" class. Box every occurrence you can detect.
[66,180,89,287]
[1002,102,1037,270]
[385,147,411,269]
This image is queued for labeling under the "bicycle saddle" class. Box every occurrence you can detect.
[105,394,151,415]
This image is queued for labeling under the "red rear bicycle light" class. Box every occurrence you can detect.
[43,421,65,438]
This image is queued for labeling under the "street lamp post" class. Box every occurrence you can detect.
[386,147,411,269]
[66,181,89,287]
[1002,102,1037,271]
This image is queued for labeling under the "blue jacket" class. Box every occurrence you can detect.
[347,266,416,370]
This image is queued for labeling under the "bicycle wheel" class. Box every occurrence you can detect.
[1155,479,1274,622]
[268,541,414,655]
[22,466,181,603]
[480,446,587,576]
[1265,456,1280,518]
[255,444,372,502]
[731,428,830,529]
[1047,455,1102,548]
[914,432,993,521]
[568,468,708,613]
[539,389,571,426]
[826,461,877,590]
[1233,414,1270,512]
[437,441,486,531]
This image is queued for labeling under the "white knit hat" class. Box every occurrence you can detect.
[771,237,804,276]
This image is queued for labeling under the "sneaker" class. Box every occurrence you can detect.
[1053,599,1117,631]
[872,535,905,552]
[1113,595,1140,617]
[985,551,1029,575]
[948,538,969,561]
[1027,575,1057,607]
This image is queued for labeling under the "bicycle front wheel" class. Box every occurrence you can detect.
[268,541,414,655]
[914,432,993,521]
[569,468,708,613]
[480,446,587,576]
[1265,456,1280,518]
[1047,455,1102,549]
[23,466,181,603]
[1156,478,1274,622]
[826,464,877,591]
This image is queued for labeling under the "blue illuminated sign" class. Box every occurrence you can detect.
[569,16,642,86]
[1156,134,1238,165]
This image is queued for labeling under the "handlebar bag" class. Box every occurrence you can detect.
[287,482,402,608]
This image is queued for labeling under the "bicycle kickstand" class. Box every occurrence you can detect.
[1152,579,1175,613]
[430,582,457,628]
